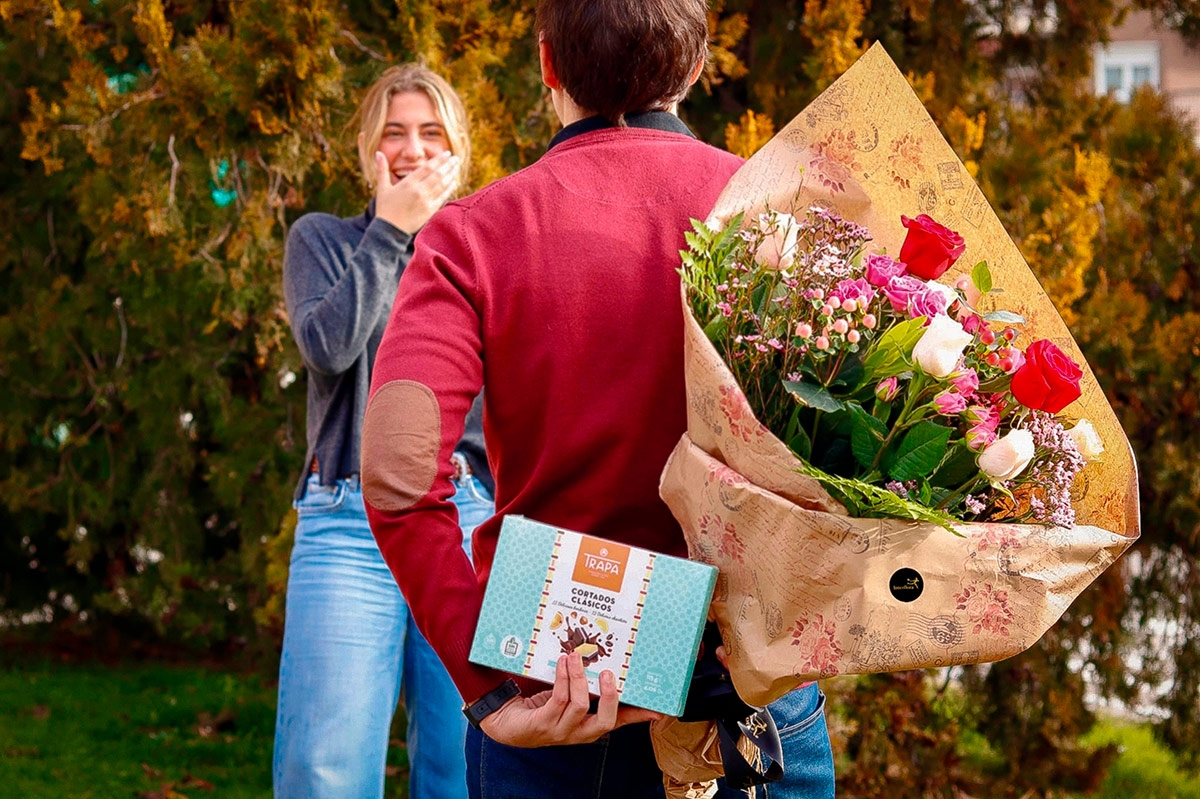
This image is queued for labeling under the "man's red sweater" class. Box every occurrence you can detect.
[362,120,743,704]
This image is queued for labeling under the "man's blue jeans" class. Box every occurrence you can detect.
[274,471,494,799]
[463,682,833,798]
[717,682,836,798]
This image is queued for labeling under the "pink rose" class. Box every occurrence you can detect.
[883,275,951,319]
[1003,347,1026,375]
[834,277,876,306]
[961,314,984,335]
[934,391,968,416]
[864,253,907,287]
[875,376,901,403]
[965,424,998,451]
[899,214,967,280]
[949,367,979,397]
[965,403,999,428]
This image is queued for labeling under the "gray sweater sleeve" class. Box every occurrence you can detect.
[283,214,412,376]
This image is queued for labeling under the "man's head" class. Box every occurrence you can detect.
[536,0,708,126]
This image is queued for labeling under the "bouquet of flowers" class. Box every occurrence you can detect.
[681,205,1105,534]
[655,43,1138,712]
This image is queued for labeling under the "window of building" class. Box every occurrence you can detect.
[1093,42,1161,102]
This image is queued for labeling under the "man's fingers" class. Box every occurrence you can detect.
[564,651,592,717]
[614,706,665,727]
[588,669,620,730]
[544,654,573,718]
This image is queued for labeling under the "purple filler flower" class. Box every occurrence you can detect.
[1021,411,1086,528]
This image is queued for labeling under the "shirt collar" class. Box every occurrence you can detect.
[547,110,696,151]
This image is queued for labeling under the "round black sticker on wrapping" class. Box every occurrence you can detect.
[889,568,924,602]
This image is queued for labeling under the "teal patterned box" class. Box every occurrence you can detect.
[469,515,717,716]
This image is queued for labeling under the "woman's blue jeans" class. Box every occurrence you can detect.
[273,471,494,799]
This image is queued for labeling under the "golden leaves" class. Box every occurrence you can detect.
[1021,147,1112,326]
[802,0,868,88]
[707,3,749,85]
[133,0,175,67]
[943,108,987,179]
[725,110,776,160]
[20,89,64,174]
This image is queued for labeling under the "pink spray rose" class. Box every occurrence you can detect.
[949,367,979,398]
[864,253,907,287]
[934,390,968,416]
[875,376,901,403]
[883,275,951,319]
[834,277,877,307]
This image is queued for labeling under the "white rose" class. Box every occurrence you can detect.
[978,429,1035,482]
[1068,419,1105,463]
[754,210,800,270]
[912,314,974,378]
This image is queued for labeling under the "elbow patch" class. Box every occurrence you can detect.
[361,380,443,512]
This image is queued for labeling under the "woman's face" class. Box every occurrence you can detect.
[377,90,451,183]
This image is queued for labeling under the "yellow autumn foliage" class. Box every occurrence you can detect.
[725,110,776,159]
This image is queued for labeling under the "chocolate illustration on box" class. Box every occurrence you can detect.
[470,516,718,716]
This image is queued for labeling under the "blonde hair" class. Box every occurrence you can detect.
[354,64,471,192]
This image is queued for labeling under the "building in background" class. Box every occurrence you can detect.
[1093,8,1200,144]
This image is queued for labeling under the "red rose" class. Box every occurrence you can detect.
[899,214,967,280]
[1010,339,1083,413]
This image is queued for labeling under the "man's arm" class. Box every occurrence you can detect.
[361,203,502,703]
[362,204,661,742]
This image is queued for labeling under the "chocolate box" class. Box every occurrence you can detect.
[469,515,717,716]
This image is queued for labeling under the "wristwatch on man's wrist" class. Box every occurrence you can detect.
[462,678,520,729]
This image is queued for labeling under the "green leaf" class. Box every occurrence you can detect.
[784,380,844,413]
[751,282,769,316]
[829,354,865,390]
[930,441,980,488]
[887,421,954,481]
[971,260,993,294]
[978,373,1013,393]
[862,316,927,380]
[849,403,888,470]
[795,462,961,534]
[784,405,812,460]
[982,310,1025,325]
[702,316,727,343]
[788,429,813,461]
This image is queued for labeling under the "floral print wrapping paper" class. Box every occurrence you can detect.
[658,42,1140,710]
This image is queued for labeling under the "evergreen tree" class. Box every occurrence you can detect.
[4,0,1200,787]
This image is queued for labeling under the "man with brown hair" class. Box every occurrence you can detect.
[362,1,832,796]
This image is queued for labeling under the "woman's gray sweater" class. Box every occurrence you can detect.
[283,201,490,500]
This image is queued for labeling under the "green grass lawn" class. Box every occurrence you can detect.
[1083,720,1200,799]
[0,658,415,799]
[0,660,278,798]
[4,657,1200,799]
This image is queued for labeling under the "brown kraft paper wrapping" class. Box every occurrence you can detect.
[651,44,1140,784]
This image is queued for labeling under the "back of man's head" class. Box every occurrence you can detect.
[536,0,709,126]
